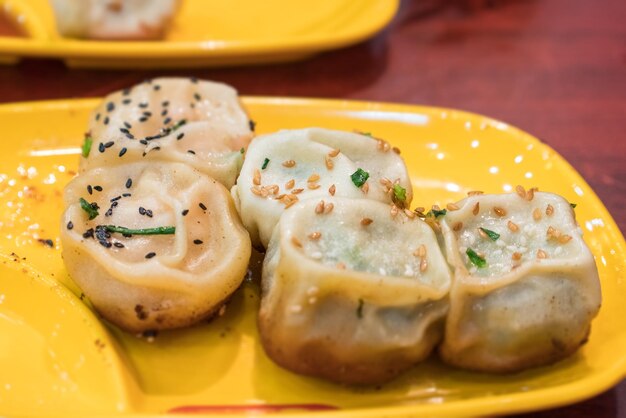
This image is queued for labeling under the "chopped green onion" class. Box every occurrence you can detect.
[393,184,407,203]
[351,168,369,188]
[171,119,187,132]
[570,203,577,209]
[81,135,93,158]
[360,132,372,137]
[102,225,175,235]
[479,227,500,241]
[79,197,99,220]
[466,248,487,268]
[240,147,245,154]
[356,299,364,319]
[427,208,447,218]
[261,158,270,170]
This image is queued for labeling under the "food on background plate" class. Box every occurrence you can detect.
[259,197,451,384]
[437,190,601,372]
[231,128,412,248]
[49,0,181,40]
[60,162,251,332]
[81,77,253,189]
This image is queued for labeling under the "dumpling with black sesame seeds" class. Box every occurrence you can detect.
[60,162,251,332]
[81,77,254,188]
[231,128,412,248]
[438,190,601,372]
[258,197,451,385]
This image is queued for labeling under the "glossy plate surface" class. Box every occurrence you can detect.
[0,98,625,417]
[0,0,398,68]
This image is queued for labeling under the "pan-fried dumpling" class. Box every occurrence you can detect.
[81,77,253,188]
[438,190,601,372]
[60,162,251,332]
[232,128,413,248]
[50,0,181,40]
[259,197,451,384]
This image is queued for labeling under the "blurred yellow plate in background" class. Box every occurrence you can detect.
[0,0,398,68]
[0,97,625,417]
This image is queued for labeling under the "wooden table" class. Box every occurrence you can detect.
[0,0,624,416]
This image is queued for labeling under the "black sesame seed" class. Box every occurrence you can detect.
[110,201,118,208]
[122,193,131,197]
[99,240,112,248]
[177,133,185,140]
[143,111,152,117]
[161,109,168,117]
[38,239,54,247]
[105,208,113,217]
[194,93,201,101]
[139,139,148,145]
[182,209,189,216]
[145,252,156,259]
[95,113,101,121]
[187,150,196,155]
[139,117,148,123]
[122,88,131,96]
[162,100,169,107]
[249,120,256,131]
[199,202,207,210]
[139,207,146,215]
[98,142,105,153]
[66,221,74,230]
[119,147,127,157]
[125,133,135,140]
[153,85,161,91]
[193,239,203,245]
[83,229,94,239]
[163,117,172,125]
[104,141,114,148]
[87,185,93,195]
[110,196,122,202]
[139,102,148,108]
[125,178,132,189]
[120,127,130,134]
[94,185,103,191]
[122,99,131,105]
[113,242,125,248]
[104,116,110,125]
[146,209,153,218]
[106,102,115,112]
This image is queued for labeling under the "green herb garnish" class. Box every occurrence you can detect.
[356,299,364,319]
[79,197,99,220]
[82,135,93,158]
[393,184,407,203]
[261,158,270,170]
[350,168,369,188]
[171,119,187,132]
[466,248,487,268]
[102,225,176,235]
[479,227,500,241]
[570,203,577,209]
[427,208,447,218]
[240,147,245,154]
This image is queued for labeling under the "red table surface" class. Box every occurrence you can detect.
[0,0,624,416]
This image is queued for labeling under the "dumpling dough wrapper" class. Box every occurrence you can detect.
[259,197,451,384]
[50,0,181,40]
[232,128,413,248]
[81,77,253,189]
[439,191,601,372]
[61,162,251,332]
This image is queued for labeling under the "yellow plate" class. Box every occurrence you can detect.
[1,97,625,417]
[0,0,398,68]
